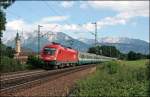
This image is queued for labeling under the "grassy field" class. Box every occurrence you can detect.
[118,59,149,68]
[71,59,149,96]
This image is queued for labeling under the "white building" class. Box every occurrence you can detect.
[15,32,21,56]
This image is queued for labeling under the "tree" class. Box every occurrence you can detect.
[127,51,147,60]
[88,45,121,58]
[146,54,150,59]
[5,46,15,58]
[88,46,101,55]
[0,0,15,43]
[0,0,15,62]
[127,51,137,60]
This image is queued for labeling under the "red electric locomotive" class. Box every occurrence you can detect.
[40,42,78,69]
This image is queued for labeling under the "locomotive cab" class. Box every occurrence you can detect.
[43,47,56,56]
[41,47,57,61]
[40,42,78,69]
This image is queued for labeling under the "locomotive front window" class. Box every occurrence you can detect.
[43,48,56,55]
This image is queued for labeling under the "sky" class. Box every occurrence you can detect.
[2,1,150,43]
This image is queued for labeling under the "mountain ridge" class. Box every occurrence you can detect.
[5,32,149,54]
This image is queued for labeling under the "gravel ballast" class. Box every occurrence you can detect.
[6,66,96,96]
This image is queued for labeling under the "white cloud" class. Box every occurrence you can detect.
[3,1,149,42]
[88,1,149,17]
[2,15,131,42]
[79,1,149,29]
[61,1,74,8]
[97,15,127,27]
[4,15,70,41]
[6,19,25,31]
[41,16,69,23]
[4,19,37,41]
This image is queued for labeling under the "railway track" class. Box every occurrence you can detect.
[1,69,45,76]
[0,70,47,90]
[0,64,96,95]
[1,69,46,81]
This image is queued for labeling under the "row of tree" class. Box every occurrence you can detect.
[127,51,149,60]
[88,45,149,60]
[88,45,121,58]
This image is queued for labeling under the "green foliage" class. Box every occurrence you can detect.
[104,61,119,74]
[0,56,27,73]
[0,0,15,38]
[88,45,121,58]
[88,46,148,60]
[0,43,24,73]
[101,45,121,57]
[1,43,15,58]
[127,51,137,60]
[118,53,127,60]
[88,46,101,55]
[72,60,149,96]
[146,54,150,59]
[0,0,15,65]
[127,51,146,60]
[145,61,150,80]
[26,55,44,69]
[0,0,15,9]
[0,8,6,38]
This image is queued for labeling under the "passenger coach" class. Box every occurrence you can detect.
[40,42,115,69]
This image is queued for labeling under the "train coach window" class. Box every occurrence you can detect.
[43,48,56,55]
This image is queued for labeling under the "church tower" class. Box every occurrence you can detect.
[15,32,21,56]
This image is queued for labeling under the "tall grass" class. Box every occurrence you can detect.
[72,60,149,96]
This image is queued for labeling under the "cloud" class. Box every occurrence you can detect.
[61,1,74,8]
[41,16,69,23]
[78,1,149,29]
[88,1,149,17]
[4,19,37,41]
[6,19,25,31]
[97,15,127,28]
[3,1,149,42]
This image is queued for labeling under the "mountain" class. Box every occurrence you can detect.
[5,32,149,54]
[79,37,149,54]
[6,32,90,52]
[78,38,95,45]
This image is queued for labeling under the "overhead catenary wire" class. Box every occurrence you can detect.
[43,1,95,36]
[42,1,72,26]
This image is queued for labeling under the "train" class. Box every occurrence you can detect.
[40,42,116,69]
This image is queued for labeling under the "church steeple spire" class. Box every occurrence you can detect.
[15,32,21,56]
[15,32,20,41]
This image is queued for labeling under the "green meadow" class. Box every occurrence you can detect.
[72,59,149,97]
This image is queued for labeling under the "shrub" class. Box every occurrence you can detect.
[104,61,119,74]
[145,61,150,80]
[0,56,27,73]
[26,55,44,69]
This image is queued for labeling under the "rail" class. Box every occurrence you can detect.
[0,64,96,95]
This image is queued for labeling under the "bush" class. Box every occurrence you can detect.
[26,55,44,69]
[104,61,119,74]
[0,56,27,73]
[145,61,150,80]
